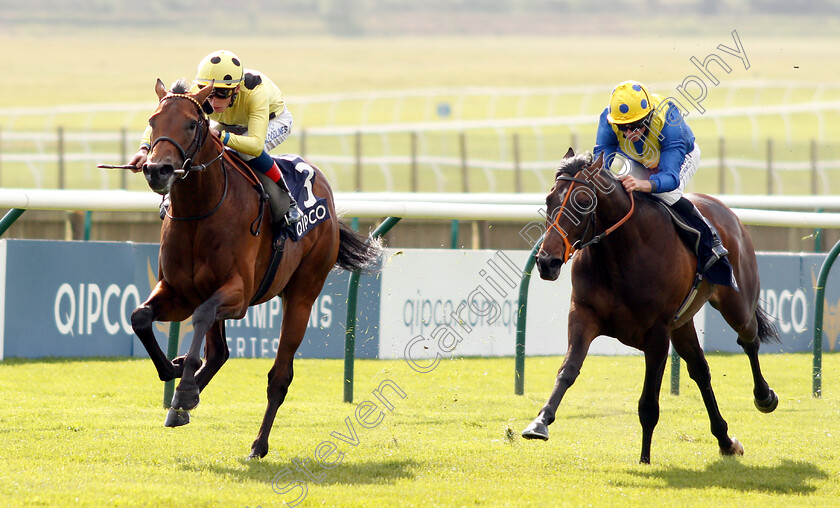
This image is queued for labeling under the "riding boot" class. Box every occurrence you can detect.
[268,162,301,225]
[689,205,729,274]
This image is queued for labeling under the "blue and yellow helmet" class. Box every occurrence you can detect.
[606,80,653,124]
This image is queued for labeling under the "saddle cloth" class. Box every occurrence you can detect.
[659,202,738,288]
[265,155,331,242]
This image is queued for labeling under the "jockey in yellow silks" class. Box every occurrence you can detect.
[130,50,300,225]
[593,80,729,276]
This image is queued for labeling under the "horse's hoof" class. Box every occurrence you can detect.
[171,387,200,410]
[164,408,191,427]
[249,441,268,460]
[754,389,778,413]
[522,420,549,441]
[720,437,744,456]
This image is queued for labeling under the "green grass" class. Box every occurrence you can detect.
[1,353,839,507]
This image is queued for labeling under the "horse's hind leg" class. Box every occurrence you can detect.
[739,336,778,412]
[713,293,778,413]
[638,337,669,464]
[671,321,744,457]
[249,292,312,459]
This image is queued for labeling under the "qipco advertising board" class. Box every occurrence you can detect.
[0,239,380,360]
[0,240,837,361]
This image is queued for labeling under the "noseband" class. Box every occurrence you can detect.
[543,168,635,262]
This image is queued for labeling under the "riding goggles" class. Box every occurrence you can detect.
[198,85,235,99]
[617,117,649,133]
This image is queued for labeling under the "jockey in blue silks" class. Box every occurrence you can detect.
[593,80,729,275]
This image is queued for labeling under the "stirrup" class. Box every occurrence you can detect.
[284,201,301,225]
[702,242,729,274]
[712,243,729,258]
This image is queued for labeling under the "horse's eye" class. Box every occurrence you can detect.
[188,120,198,131]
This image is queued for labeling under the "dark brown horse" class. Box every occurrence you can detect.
[522,148,779,464]
[131,79,379,459]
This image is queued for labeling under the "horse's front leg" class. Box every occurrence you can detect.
[131,280,192,382]
[522,308,599,441]
[637,332,669,464]
[170,281,244,412]
[194,320,230,392]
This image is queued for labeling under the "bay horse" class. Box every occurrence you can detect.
[131,79,379,459]
[522,148,779,464]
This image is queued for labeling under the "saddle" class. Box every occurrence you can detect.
[247,154,331,304]
[659,201,737,289]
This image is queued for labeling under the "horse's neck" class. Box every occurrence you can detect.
[169,143,226,212]
[592,191,670,264]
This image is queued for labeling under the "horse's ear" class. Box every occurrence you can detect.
[592,151,605,169]
[563,147,575,159]
[195,79,214,103]
[155,78,167,100]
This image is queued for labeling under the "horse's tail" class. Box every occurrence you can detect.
[335,220,382,272]
[755,304,782,344]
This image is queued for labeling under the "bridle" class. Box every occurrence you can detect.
[149,93,227,221]
[543,167,635,262]
[148,92,267,233]
[149,93,224,174]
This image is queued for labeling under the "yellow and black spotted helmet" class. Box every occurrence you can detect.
[606,80,653,124]
[195,50,244,89]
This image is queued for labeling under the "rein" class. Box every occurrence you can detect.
[544,169,636,262]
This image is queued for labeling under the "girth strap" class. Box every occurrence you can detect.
[673,273,703,323]
[249,227,287,306]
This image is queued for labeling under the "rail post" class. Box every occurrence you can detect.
[120,128,129,190]
[670,349,680,395]
[766,138,774,195]
[0,208,25,236]
[718,137,725,194]
[58,126,66,189]
[162,322,181,408]
[344,216,401,403]
[410,131,418,192]
[513,133,522,193]
[514,234,543,395]
[459,132,469,193]
[812,238,840,398]
[354,131,363,191]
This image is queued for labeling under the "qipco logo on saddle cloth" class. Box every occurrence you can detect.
[276,156,330,241]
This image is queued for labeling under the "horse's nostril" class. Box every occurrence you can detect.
[145,163,175,177]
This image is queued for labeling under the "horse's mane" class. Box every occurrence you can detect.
[554,152,623,188]
[554,153,592,179]
[170,78,191,94]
